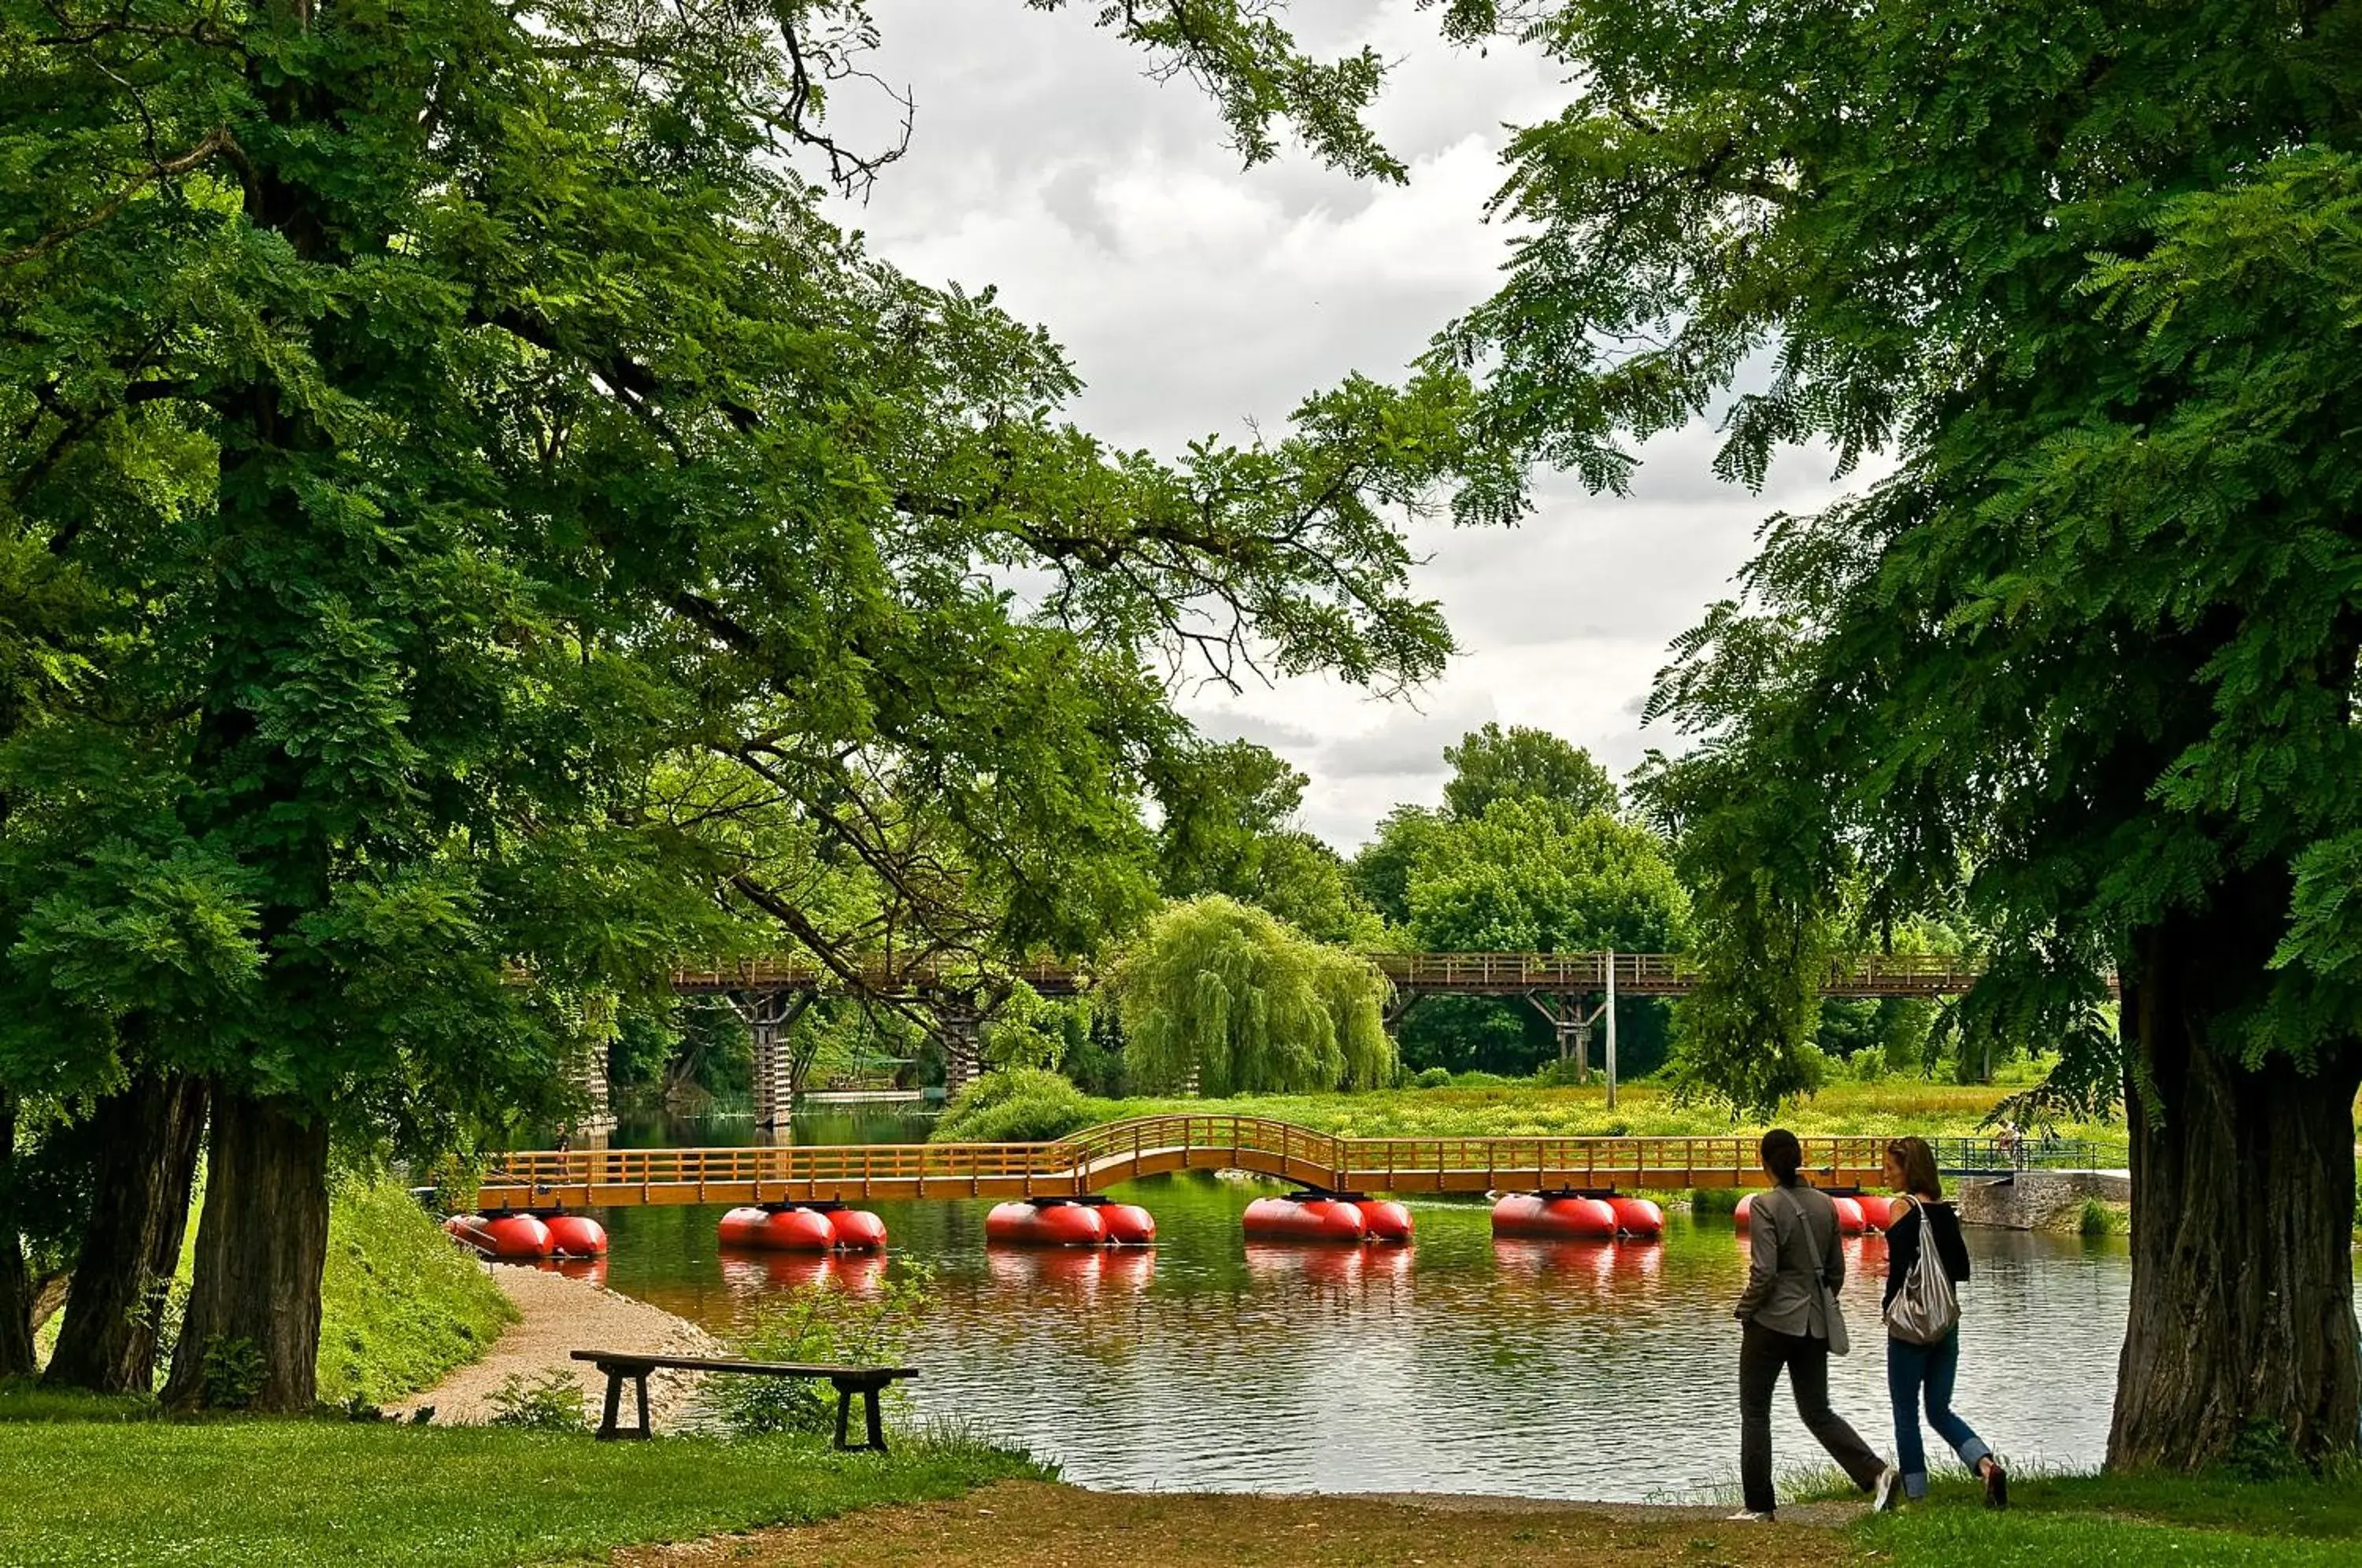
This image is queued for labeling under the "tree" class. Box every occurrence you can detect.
[1114,896,1392,1095]
[1349,804,1446,929]
[1157,740,1385,944]
[2,0,1492,1407]
[1440,723,1617,822]
[1440,0,2362,1466]
[1405,800,1687,955]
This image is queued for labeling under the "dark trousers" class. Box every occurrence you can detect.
[1739,1321,1886,1514]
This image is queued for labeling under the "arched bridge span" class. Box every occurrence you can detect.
[472,1114,1892,1210]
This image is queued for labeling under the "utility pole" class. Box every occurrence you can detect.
[1604,949,1619,1110]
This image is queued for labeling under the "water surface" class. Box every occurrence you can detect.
[596,1108,2134,1500]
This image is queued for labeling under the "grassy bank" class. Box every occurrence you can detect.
[941,1074,2127,1148]
[0,1390,1042,1568]
[1857,1466,2362,1566]
[317,1175,517,1407]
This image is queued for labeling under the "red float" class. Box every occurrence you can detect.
[1608,1196,1666,1239]
[442,1214,498,1256]
[1734,1192,1757,1228]
[985,1200,1107,1246]
[481,1212,553,1260]
[1852,1194,1894,1232]
[716,1205,837,1251]
[1736,1191,1872,1232]
[827,1209,888,1251]
[1831,1196,1868,1235]
[1242,1196,1367,1242]
[1099,1203,1157,1246]
[542,1214,609,1258]
[1490,1193,1616,1240]
[1359,1200,1415,1243]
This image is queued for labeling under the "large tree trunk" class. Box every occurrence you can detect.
[0,1090,34,1378]
[2109,888,2362,1468]
[42,1073,208,1392]
[162,1091,329,1413]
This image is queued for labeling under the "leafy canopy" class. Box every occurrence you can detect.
[1114,895,1392,1096]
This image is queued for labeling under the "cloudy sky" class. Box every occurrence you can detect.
[824,2,1857,849]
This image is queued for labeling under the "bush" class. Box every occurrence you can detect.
[486,1370,587,1433]
[1412,1067,1453,1089]
[711,1267,932,1438]
[929,1068,1103,1144]
[1449,1070,1516,1089]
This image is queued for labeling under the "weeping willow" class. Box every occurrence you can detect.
[1114,897,1393,1095]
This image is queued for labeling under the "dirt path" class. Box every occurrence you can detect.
[612,1480,1864,1568]
[389,1265,720,1429]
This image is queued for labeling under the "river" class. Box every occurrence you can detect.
[594,1106,2134,1501]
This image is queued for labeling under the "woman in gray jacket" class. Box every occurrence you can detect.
[1731,1128,1899,1522]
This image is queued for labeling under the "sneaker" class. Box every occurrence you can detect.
[1725,1509,1775,1523]
[1871,1466,1901,1514]
[1983,1463,2008,1511]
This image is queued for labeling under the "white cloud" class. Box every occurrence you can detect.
[823,2,1875,850]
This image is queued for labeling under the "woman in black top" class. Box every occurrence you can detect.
[1883,1136,2007,1508]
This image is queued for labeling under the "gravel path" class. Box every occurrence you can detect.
[389,1264,721,1431]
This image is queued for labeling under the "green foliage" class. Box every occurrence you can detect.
[1155,740,1386,944]
[196,1338,264,1412]
[710,1267,931,1439]
[977,985,1076,1075]
[1440,723,1619,823]
[929,1068,1105,1145]
[1114,897,1394,1096]
[1407,799,1689,955]
[1412,1066,1453,1089]
[314,1176,515,1408]
[0,1405,1043,1568]
[483,1370,587,1433]
[1349,805,1447,928]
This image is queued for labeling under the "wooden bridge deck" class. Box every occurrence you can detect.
[472,1115,1890,1208]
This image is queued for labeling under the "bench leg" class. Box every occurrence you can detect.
[834,1385,853,1451]
[634,1373,651,1439]
[598,1371,623,1440]
[864,1386,886,1453]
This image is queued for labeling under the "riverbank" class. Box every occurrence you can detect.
[386,1265,720,1429]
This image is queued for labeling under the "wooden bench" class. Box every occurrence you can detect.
[568,1349,919,1450]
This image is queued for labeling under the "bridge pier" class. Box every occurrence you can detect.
[939,1011,981,1096]
[737,991,813,1132]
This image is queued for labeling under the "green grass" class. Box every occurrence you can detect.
[1085,1076,2126,1145]
[314,1174,520,1407]
[1857,1466,2362,1566]
[0,1396,1043,1568]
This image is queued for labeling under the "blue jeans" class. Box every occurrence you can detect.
[1886,1329,1993,1498]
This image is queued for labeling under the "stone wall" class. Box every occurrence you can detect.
[1956,1169,2132,1230]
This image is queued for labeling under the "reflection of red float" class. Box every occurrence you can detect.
[1607,1196,1666,1238]
[717,1206,837,1251]
[720,1248,836,1293]
[827,1209,888,1251]
[1358,1200,1415,1243]
[1242,1196,1367,1242]
[481,1213,553,1260]
[1099,1203,1157,1245]
[542,1256,609,1286]
[985,1200,1106,1246]
[1490,1193,1616,1240]
[543,1214,609,1258]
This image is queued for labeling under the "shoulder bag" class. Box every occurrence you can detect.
[1882,1196,1962,1346]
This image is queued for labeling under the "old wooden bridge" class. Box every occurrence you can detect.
[676,950,1993,1124]
[473,1113,1889,1210]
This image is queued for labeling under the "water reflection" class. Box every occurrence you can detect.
[597,1107,2149,1501]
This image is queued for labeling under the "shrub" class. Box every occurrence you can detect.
[930,1068,1102,1144]
[711,1267,932,1439]
[1412,1067,1453,1089]
[1449,1070,1516,1089]
[486,1370,587,1432]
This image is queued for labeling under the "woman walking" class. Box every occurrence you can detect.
[1731,1129,1898,1522]
[1882,1135,2007,1508]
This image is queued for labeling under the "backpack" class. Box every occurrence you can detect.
[1883,1197,1961,1346]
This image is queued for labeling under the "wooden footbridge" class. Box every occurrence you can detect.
[472,1114,1888,1210]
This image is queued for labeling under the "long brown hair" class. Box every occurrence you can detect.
[1887,1136,1942,1200]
